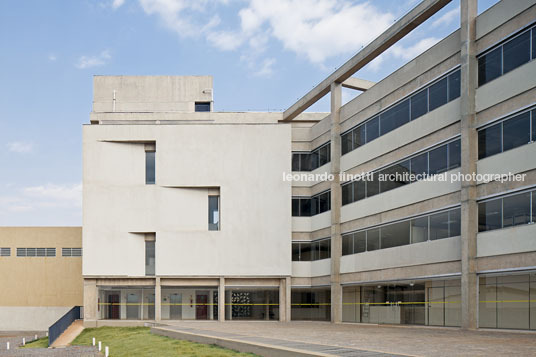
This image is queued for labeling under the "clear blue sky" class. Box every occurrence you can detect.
[0,0,498,226]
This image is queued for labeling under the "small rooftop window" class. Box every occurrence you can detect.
[195,102,211,112]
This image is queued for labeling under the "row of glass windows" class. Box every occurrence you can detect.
[292,143,331,171]
[478,24,536,86]
[1,248,83,257]
[16,248,56,257]
[342,139,461,206]
[341,69,460,156]
[478,107,536,160]
[292,191,331,217]
[342,207,461,256]
[292,238,331,261]
[478,188,536,232]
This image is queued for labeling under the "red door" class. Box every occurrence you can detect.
[108,293,120,319]
[196,293,208,320]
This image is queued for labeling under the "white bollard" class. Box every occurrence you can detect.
[105,346,109,357]
[46,332,48,337]
[34,334,37,341]
[22,337,25,346]
[92,337,95,346]
[98,341,102,351]
[6,342,9,350]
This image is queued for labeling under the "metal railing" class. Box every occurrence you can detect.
[48,306,81,346]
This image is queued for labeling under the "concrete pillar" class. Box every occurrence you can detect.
[155,278,161,321]
[218,277,225,321]
[279,277,291,322]
[460,0,478,330]
[330,81,343,323]
[83,279,98,322]
[286,276,292,322]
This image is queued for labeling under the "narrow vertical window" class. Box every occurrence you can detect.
[209,195,220,231]
[145,150,155,184]
[145,238,155,276]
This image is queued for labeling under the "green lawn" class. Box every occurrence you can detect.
[72,327,258,357]
[21,336,48,348]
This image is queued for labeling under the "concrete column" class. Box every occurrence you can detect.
[460,0,478,330]
[286,276,292,322]
[155,278,162,322]
[279,277,291,322]
[83,279,98,322]
[330,81,343,323]
[218,277,225,322]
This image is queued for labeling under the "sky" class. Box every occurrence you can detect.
[0,0,499,226]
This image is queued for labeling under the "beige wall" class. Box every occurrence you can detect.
[0,227,83,307]
[0,227,83,330]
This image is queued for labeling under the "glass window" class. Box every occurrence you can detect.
[533,191,536,223]
[410,152,428,179]
[380,99,410,135]
[318,145,329,167]
[300,198,311,217]
[301,154,311,171]
[342,235,353,256]
[354,231,366,253]
[292,243,300,261]
[533,28,536,60]
[478,47,502,86]
[310,151,319,170]
[145,240,155,276]
[195,102,211,112]
[430,211,449,240]
[353,126,365,150]
[342,183,352,206]
[448,70,461,101]
[428,145,448,175]
[310,196,319,216]
[354,180,366,202]
[366,229,380,251]
[479,199,502,232]
[448,140,461,170]
[532,110,536,142]
[145,151,155,184]
[379,160,410,193]
[292,153,301,171]
[502,192,531,228]
[318,192,330,213]
[428,77,448,112]
[478,124,502,159]
[311,241,320,260]
[319,239,330,259]
[411,216,429,243]
[208,195,220,230]
[366,173,380,197]
[300,243,312,261]
[410,88,428,120]
[449,208,461,237]
[502,112,530,152]
[365,117,379,143]
[292,199,300,216]
[502,31,531,75]
[380,221,410,249]
[341,132,353,155]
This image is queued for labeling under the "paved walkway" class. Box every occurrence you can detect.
[50,320,84,348]
[158,321,536,357]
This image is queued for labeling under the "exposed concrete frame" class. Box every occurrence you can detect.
[282,0,452,122]
[341,77,376,91]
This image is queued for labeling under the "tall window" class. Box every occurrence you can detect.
[145,240,155,276]
[478,25,535,86]
[145,151,155,184]
[195,102,211,112]
[209,195,220,230]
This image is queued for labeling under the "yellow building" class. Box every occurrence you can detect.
[0,227,83,331]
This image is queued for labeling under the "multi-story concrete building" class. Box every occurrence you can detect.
[0,227,83,330]
[83,0,536,330]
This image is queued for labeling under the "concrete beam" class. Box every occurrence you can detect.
[282,0,452,121]
[341,77,375,91]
